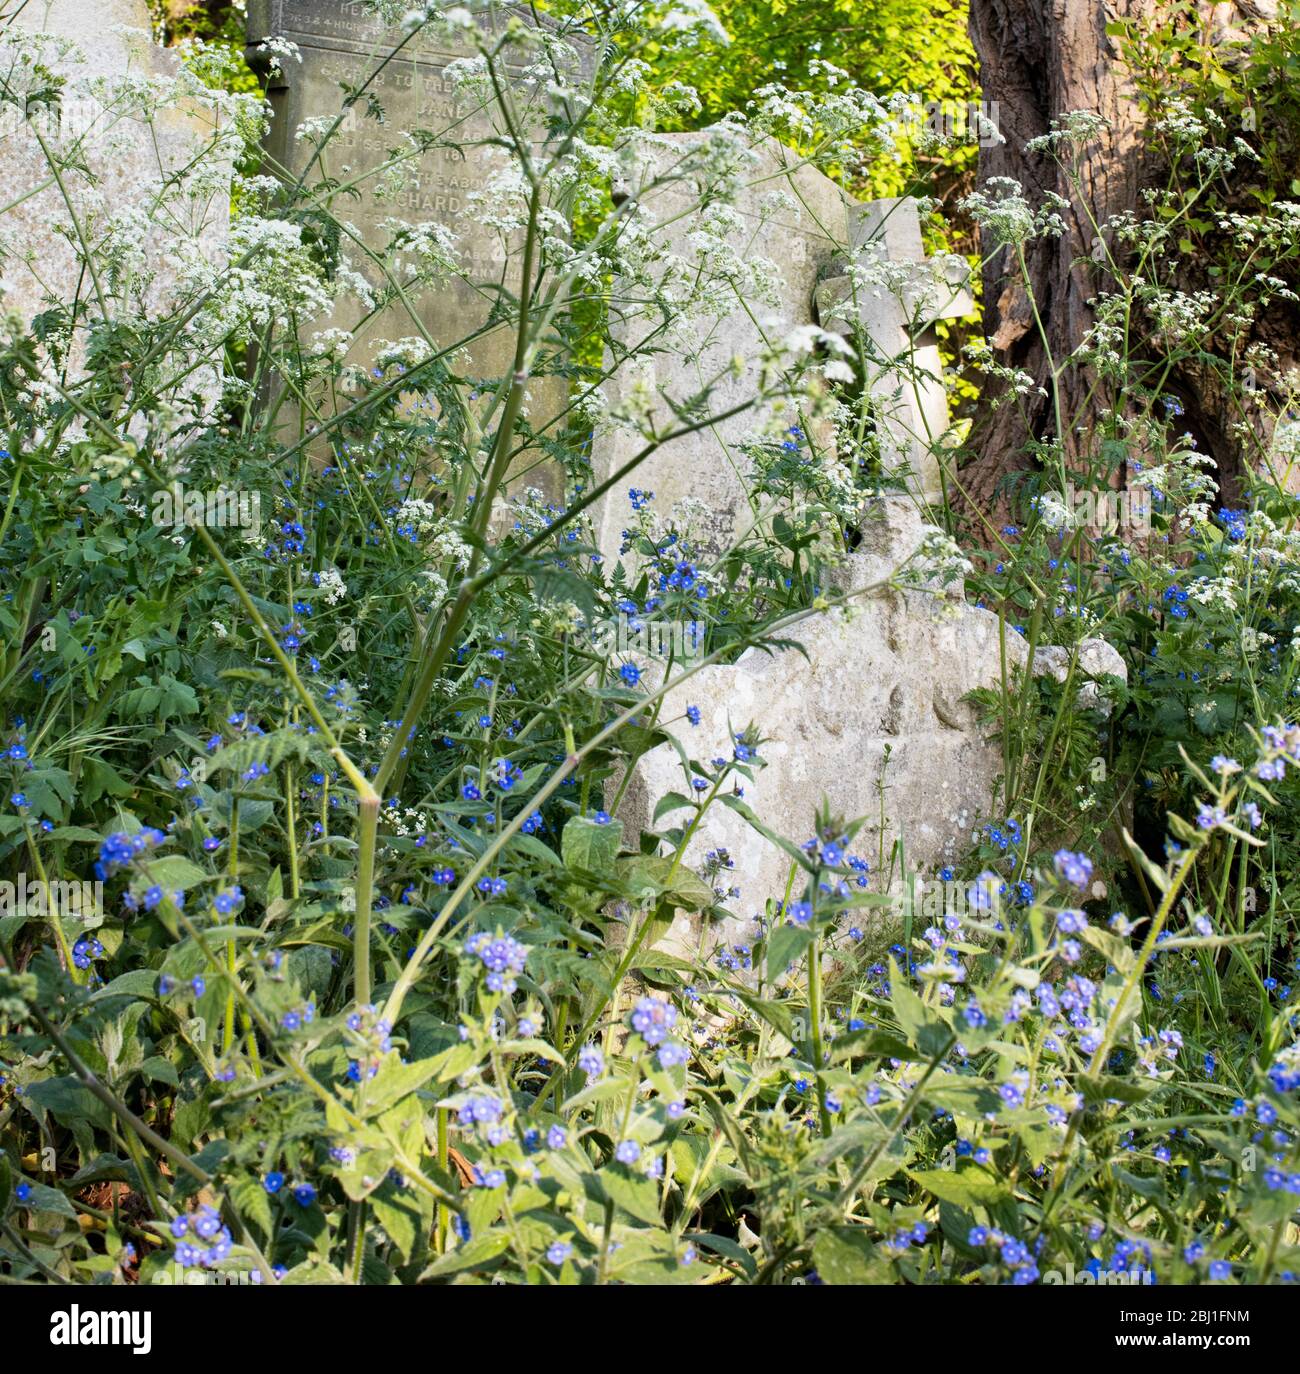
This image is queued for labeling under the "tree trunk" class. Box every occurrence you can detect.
[963,0,1288,518]
[962,0,1158,515]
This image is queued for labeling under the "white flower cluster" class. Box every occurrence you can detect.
[959,177,1068,248]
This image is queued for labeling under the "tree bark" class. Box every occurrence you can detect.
[963,0,1290,518]
[962,0,1158,516]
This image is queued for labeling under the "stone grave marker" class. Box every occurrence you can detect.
[0,0,231,411]
[814,196,974,504]
[591,141,1123,969]
[246,1,581,492]
[591,132,856,568]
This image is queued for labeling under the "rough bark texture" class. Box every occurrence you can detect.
[963,0,1290,518]
[962,0,1158,515]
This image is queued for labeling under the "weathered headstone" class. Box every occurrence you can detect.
[815,197,974,503]
[591,139,1124,967]
[0,0,231,411]
[591,132,856,567]
[246,1,580,489]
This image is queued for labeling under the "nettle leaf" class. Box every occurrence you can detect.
[561,816,623,877]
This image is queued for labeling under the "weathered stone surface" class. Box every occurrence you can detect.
[620,566,1023,964]
[0,0,230,408]
[619,579,1126,967]
[815,197,975,503]
[591,131,855,567]
[1030,639,1127,715]
[247,1,579,488]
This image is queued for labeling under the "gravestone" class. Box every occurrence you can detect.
[815,197,975,504]
[592,133,1125,967]
[591,133,856,567]
[0,0,231,413]
[246,1,579,490]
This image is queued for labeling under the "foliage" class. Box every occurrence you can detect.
[0,1,1297,1289]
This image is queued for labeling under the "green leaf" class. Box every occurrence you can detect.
[371,1174,432,1264]
[139,855,209,892]
[229,1174,274,1244]
[140,1055,179,1088]
[766,921,812,979]
[421,1231,511,1278]
[617,853,714,912]
[831,1028,920,1062]
[596,1164,661,1225]
[1080,1074,1155,1106]
[907,1167,1013,1208]
[811,1226,883,1284]
[562,816,623,877]
[889,975,953,1058]
[22,1181,78,1219]
[652,791,694,821]
[90,969,161,1002]
[365,1055,450,1114]
[23,1075,113,1131]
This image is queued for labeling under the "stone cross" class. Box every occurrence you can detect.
[814,197,974,504]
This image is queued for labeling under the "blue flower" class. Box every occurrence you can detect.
[657,1040,689,1069]
[264,1172,284,1193]
[1053,849,1093,889]
[630,995,677,1046]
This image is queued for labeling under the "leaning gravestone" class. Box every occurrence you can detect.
[246,1,579,492]
[592,134,856,564]
[592,130,1124,966]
